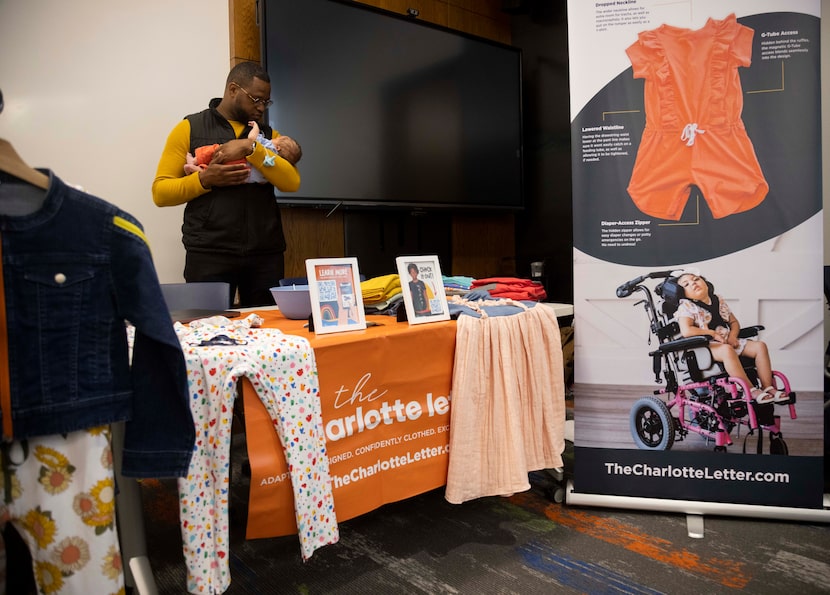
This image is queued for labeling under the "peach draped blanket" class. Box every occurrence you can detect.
[445,303,566,504]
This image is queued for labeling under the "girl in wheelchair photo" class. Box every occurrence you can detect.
[615,267,801,453]
[675,271,789,405]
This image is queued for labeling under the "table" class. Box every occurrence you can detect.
[241,310,457,538]
[240,303,573,539]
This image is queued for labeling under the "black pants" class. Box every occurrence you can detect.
[184,251,284,308]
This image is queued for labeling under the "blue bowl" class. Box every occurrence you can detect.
[270,285,312,320]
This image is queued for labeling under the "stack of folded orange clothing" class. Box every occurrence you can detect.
[470,277,547,301]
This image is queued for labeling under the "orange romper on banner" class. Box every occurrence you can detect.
[626,14,768,220]
[243,311,457,538]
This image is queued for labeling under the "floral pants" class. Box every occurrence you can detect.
[0,427,124,595]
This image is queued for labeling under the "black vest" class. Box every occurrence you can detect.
[182,99,285,256]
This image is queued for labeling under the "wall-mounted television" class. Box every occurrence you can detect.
[261,0,524,211]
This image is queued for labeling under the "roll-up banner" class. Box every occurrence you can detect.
[567,0,824,510]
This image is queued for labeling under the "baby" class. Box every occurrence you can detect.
[184,121,301,183]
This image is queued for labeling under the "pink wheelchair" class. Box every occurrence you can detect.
[616,271,798,454]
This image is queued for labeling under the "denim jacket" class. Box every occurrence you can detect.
[0,173,194,478]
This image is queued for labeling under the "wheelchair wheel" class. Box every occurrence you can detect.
[630,396,675,450]
[769,433,789,455]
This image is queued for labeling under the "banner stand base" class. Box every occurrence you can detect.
[565,481,830,538]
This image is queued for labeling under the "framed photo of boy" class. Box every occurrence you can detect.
[396,255,450,325]
[306,257,367,335]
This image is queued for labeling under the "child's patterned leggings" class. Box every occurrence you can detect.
[177,322,338,595]
[0,427,124,595]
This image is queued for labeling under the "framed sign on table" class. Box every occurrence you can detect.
[306,257,367,335]
[395,255,450,325]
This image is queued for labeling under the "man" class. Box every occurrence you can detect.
[152,61,299,307]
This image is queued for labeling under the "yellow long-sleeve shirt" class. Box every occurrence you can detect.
[151,118,300,207]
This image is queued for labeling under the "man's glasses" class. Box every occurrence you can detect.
[234,84,273,108]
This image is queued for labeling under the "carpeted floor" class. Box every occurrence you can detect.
[137,428,830,595]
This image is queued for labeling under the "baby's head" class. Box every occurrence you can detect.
[274,136,302,165]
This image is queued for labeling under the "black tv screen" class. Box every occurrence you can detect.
[261,0,523,211]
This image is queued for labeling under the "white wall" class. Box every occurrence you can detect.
[0,0,229,283]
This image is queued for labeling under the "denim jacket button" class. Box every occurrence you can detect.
[54,273,67,284]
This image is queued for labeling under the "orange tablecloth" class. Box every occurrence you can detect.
[242,310,457,538]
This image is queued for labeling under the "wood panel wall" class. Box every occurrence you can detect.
[228,0,516,278]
